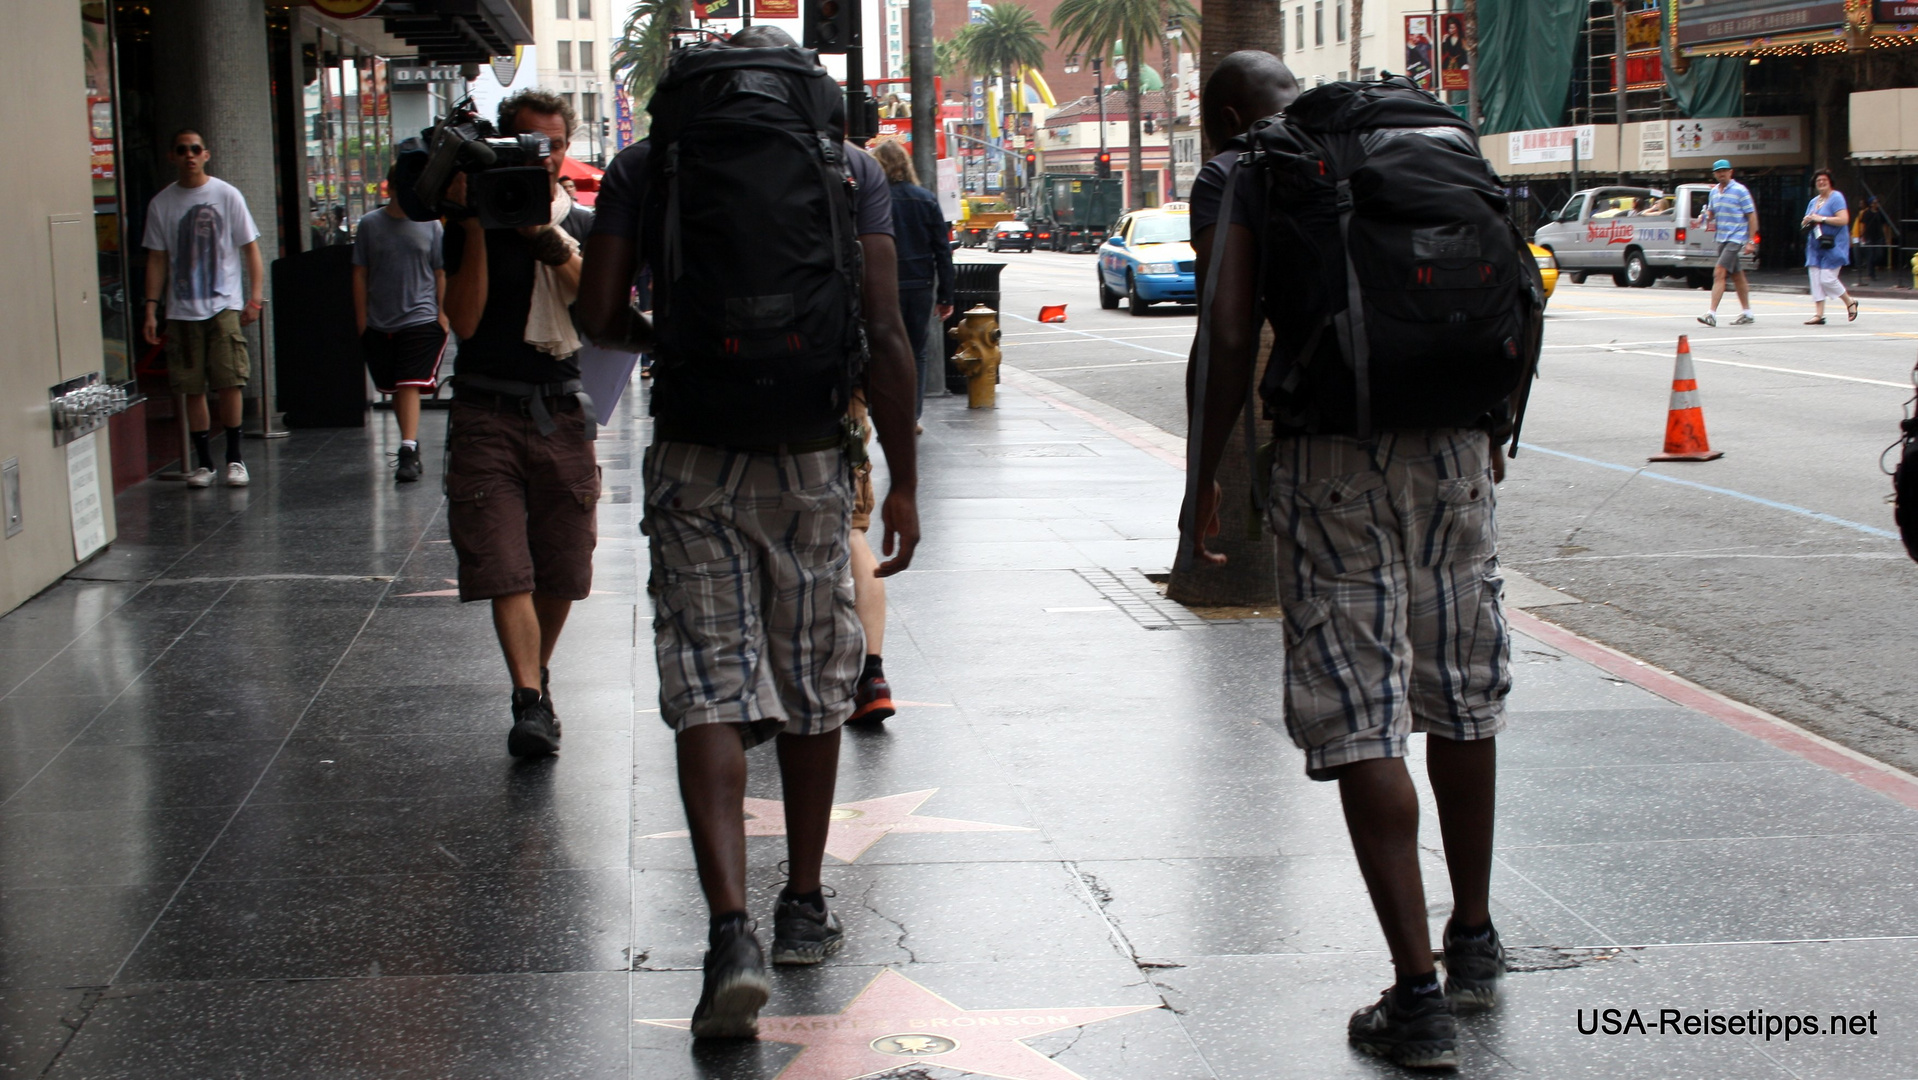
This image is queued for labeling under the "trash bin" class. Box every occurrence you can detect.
[944,262,1004,394]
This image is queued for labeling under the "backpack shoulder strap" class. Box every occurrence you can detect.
[1331,177,1374,440]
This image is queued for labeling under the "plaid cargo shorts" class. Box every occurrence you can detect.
[643,439,863,747]
[1266,429,1512,780]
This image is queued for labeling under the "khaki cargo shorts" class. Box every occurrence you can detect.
[1266,429,1512,780]
[849,393,875,531]
[644,439,861,748]
[165,309,250,395]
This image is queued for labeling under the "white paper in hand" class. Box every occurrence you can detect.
[576,343,641,420]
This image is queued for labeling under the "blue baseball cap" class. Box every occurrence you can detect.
[1711,159,1732,171]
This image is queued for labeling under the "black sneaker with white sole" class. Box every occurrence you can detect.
[506,688,561,758]
[1442,920,1506,1012]
[770,888,844,966]
[691,915,770,1039]
[395,444,422,483]
[1348,984,1459,1071]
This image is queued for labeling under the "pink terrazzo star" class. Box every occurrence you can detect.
[643,788,1031,862]
[639,968,1157,1080]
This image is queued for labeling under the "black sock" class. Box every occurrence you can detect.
[223,426,243,465]
[862,654,884,680]
[709,910,751,942]
[190,430,213,471]
[1394,972,1443,1007]
[781,886,825,911]
[511,687,541,713]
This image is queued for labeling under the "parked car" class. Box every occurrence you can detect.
[1097,205,1195,315]
[1529,242,1558,304]
[1533,183,1753,288]
[986,221,1034,253]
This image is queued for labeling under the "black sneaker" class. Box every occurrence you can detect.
[507,688,561,758]
[540,666,557,718]
[1348,985,1459,1070]
[395,444,422,483]
[691,915,770,1039]
[770,888,844,966]
[1442,920,1506,1013]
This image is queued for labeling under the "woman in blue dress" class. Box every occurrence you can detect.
[1802,169,1855,324]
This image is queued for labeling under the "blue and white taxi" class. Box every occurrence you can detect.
[1096,204,1195,315]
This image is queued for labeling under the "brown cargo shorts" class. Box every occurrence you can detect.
[849,395,876,530]
[165,309,250,395]
[445,400,600,602]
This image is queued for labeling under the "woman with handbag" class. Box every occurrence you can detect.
[1802,169,1855,324]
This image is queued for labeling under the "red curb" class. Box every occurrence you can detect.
[1508,609,1918,812]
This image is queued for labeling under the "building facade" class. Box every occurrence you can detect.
[529,0,617,165]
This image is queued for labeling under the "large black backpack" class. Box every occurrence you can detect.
[1239,76,1543,437]
[642,43,865,444]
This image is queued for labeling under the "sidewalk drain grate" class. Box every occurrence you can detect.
[1075,568,1276,630]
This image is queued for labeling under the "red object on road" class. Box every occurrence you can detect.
[1650,334,1724,462]
[1038,304,1067,323]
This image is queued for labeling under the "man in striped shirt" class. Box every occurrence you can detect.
[1696,159,1760,327]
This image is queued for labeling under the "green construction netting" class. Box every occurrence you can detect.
[1659,0,1744,118]
[1476,0,1584,134]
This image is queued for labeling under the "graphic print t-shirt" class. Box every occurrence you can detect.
[142,177,261,323]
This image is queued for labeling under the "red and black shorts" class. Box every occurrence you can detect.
[361,321,448,394]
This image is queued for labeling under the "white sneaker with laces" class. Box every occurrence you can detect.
[1697,312,1716,327]
[184,467,215,489]
[1731,312,1756,326]
[224,462,250,487]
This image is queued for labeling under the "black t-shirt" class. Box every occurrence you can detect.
[443,204,594,384]
[1188,149,1264,241]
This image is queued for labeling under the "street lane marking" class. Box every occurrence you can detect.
[1516,442,1901,539]
[1023,359,1188,373]
[1002,311,1188,357]
[1587,346,1910,388]
[1529,551,1903,562]
[1545,333,1910,349]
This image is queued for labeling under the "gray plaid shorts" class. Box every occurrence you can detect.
[1266,429,1511,780]
[643,440,862,746]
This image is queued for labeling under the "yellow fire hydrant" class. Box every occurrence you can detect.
[1909,250,1918,290]
[949,304,1002,409]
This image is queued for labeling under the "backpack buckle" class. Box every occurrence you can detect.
[1334,178,1354,213]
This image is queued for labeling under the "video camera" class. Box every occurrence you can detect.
[404,99,554,230]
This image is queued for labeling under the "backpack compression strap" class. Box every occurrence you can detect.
[1332,179,1374,440]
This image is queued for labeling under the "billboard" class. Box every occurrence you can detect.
[1508,125,1596,165]
[1877,1,1918,19]
[1674,0,1847,47]
[1405,15,1436,90]
[1669,115,1803,158]
[1438,14,1469,91]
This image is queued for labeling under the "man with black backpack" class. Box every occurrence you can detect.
[1185,68,1542,1070]
[577,26,920,1040]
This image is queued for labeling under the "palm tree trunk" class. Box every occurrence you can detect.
[1159,28,1176,201]
[1167,0,1284,608]
[1125,45,1145,206]
[1350,0,1363,79]
[1002,68,1016,199]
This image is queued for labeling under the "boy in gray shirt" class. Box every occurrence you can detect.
[353,167,446,482]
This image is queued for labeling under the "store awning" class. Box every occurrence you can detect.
[377,0,534,63]
[559,155,603,192]
[1850,89,1918,161]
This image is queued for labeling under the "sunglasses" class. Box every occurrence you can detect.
[173,144,206,156]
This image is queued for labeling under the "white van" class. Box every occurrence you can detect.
[1532,183,1756,288]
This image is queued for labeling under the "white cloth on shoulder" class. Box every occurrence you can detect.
[525,187,581,357]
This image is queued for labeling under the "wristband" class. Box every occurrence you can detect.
[144,298,161,306]
[248,299,266,309]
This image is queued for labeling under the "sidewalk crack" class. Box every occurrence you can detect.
[858,880,917,964]
[39,986,106,1077]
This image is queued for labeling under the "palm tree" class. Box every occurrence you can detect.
[611,0,678,129]
[1053,0,1198,208]
[1167,0,1279,608]
[1350,0,1363,80]
[956,4,1048,195]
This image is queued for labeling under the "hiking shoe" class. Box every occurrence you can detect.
[1696,312,1716,327]
[770,888,844,966]
[184,467,215,489]
[540,666,556,718]
[1442,921,1507,1012]
[691,916,770,1039]
[507,688,561,758]
[848,670,895,725]
[1348,986,1459,1071]
[395,445,422,483]
[1731,312,1756,325]
[224,462,250,487]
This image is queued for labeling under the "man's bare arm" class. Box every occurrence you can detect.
[1184,221,1263,566]
[142,248,167,346]
[240,240,266,326]
[577,234,652,349]
[857,232,920,577]
[442,218,488,340]
[351,264,368,334]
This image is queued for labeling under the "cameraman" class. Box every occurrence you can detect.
[441,88,597,759]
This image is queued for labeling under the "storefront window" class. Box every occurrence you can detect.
[81,1,131,383]
[302,28,391,247]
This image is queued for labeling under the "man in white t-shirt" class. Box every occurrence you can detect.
[141,128,266,488]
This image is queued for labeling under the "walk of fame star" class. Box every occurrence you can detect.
[639,968,1158,1080]
[643,789,1032,862]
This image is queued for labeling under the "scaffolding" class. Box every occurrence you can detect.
[1571,0,1677,127]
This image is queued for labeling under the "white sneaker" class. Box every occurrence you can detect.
[1697,312,1716,327]
[1731,312,1756,326]
[184,467,215,489]
[224,462,250,487]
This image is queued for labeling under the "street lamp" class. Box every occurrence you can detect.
[1064,54,1079,74]
[1165,14,1183,200]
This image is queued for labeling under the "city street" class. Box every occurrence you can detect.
[971,249,1918,774]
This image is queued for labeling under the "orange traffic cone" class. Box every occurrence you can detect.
[1649,334,1723,462]
[1038,304,1067,323]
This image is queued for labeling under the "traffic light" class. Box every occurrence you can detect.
[1095,151,1112,178]
[1024,151,1036,171]
[804,0,855,54]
